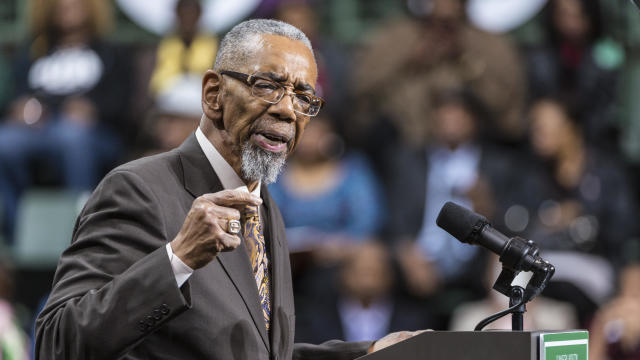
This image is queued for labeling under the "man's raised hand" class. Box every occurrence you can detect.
[170,190,262,269]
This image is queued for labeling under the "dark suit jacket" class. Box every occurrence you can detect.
[35,134,370,360]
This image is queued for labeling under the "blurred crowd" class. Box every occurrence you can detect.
[1,0,640,359]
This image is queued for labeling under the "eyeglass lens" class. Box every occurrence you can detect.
[251,78,320,116]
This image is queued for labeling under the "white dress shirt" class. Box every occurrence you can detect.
[165,127,261,287]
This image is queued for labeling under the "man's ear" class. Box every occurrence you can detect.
[202,70,223,128]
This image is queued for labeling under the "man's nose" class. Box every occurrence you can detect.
[267,90,297,122]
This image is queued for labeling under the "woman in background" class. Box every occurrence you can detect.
[522,98,637,325]
[269,113,384,253]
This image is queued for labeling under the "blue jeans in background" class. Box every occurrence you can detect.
[0,118,122,244]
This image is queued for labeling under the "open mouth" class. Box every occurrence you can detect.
[252,131,291,153]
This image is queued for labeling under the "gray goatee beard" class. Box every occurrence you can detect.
[241,142,287,184]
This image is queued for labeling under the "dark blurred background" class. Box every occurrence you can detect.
[1,0,640,359]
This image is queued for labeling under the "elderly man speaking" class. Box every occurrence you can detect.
[34,19,421,360]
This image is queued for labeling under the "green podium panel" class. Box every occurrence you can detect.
[540,331,589,360]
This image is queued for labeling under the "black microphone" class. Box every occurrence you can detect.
[435,201,507,255]
[436,201,554,302]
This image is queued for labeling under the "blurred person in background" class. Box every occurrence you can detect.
[526,0,623,150]
[385,88,517,327]
[351,0,527,167]
[138,0,215,158]
[269,113,383,253]
[139,63,203,157]
[268,112,384,297]
[0,0,131,244]
[295,242,433,344]
[149,0,218,98]
[590,263,640,360]
[449,255,578,331]
[522,98,637,324]
[526,98,636,268]
[0,260,30,360]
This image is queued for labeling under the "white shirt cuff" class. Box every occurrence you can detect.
[165,243,194,287]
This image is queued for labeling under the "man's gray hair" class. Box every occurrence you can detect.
[213,19,313,71]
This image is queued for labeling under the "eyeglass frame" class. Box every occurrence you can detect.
[219,70,324,117]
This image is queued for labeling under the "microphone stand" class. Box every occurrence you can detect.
[474,237,554,331]
[473,284,527,331]
[509,286,526,331]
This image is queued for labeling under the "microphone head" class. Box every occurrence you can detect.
[436,202,488,244]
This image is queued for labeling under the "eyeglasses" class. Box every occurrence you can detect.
[220,70,324,117]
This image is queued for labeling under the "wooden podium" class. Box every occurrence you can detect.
[357,330,589,360]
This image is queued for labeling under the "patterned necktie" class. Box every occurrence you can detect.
[242,204,271,330]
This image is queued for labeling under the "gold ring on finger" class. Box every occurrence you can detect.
[227,219,241,235]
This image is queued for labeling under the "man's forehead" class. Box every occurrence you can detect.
[243,34,318,85]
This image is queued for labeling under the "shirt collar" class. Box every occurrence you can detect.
[195,127,261,197]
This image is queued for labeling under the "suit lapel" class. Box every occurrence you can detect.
[177,134,271,351]
[178,134,222,198]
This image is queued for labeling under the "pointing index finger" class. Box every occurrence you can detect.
[201,189,262,207]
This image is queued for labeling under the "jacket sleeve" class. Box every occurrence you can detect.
[293,340,373,360]
[35,170,192,360]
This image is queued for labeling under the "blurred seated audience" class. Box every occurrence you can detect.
[295,242,433,343]
[386,89,518,316]
[149,0,217,98]
[0,260,30,360]
[526,0,623,149]
[450,255,578,331]
[0,0,131,244]
[351,0,527,158]
[590,263,640,360]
